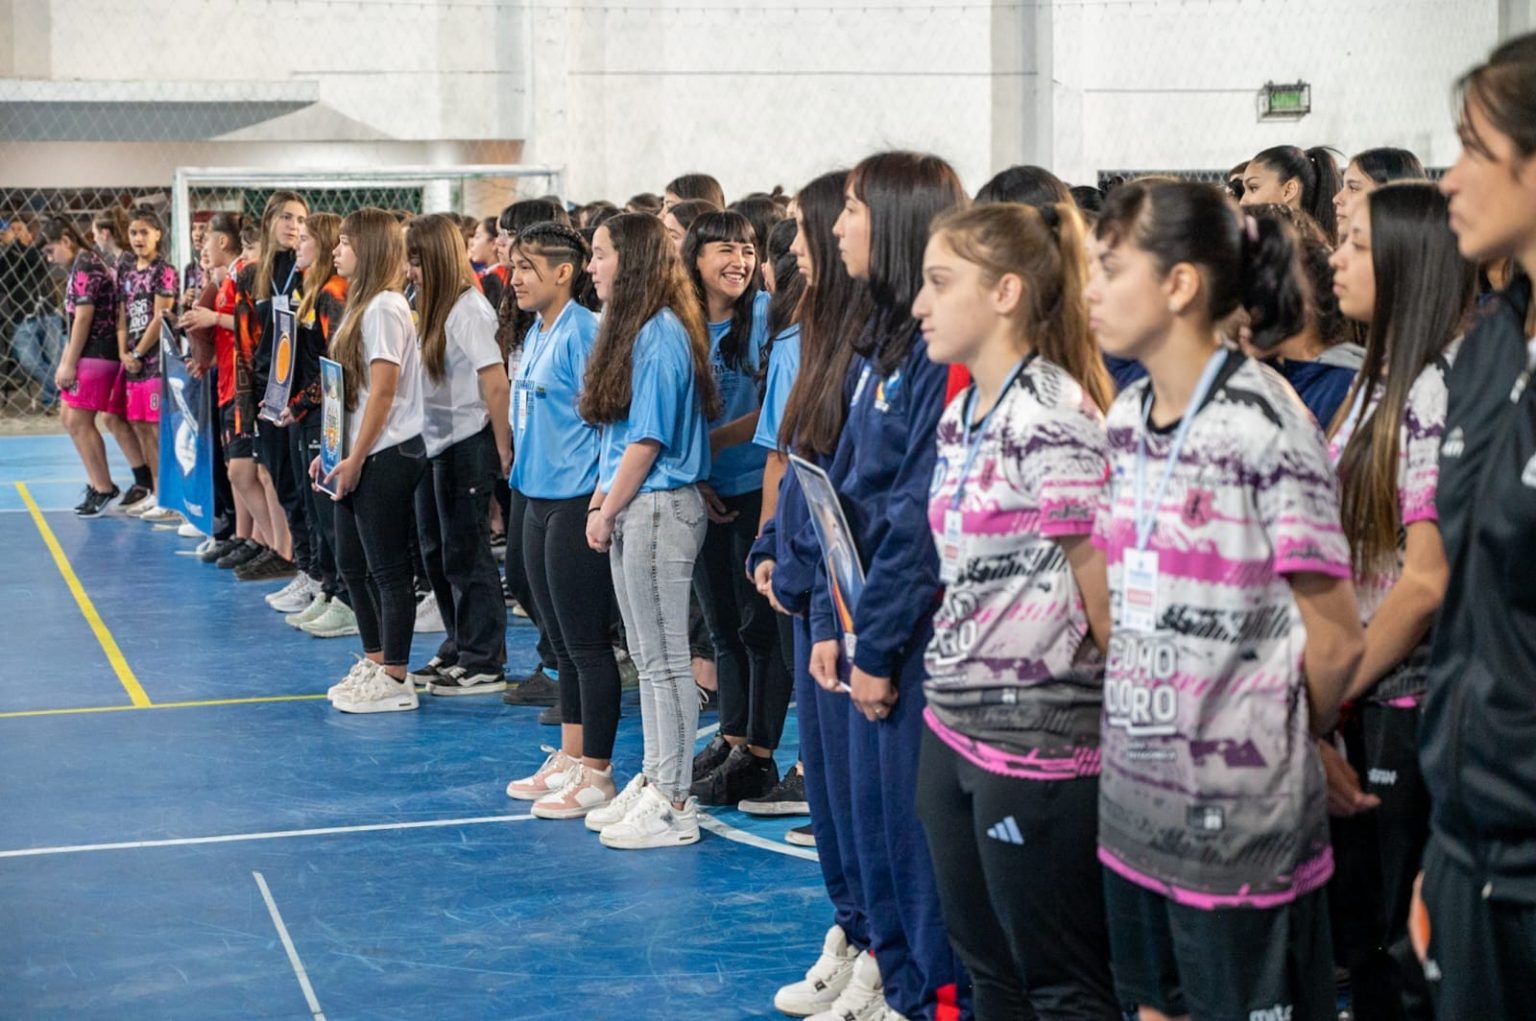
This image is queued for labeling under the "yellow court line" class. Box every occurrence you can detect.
[0,693,330,720]
[15,482,151,708]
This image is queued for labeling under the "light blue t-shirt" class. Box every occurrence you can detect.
[511,301,601,500]
[597,308,711,493]
[707,289,771,496]
[752,323,801,453]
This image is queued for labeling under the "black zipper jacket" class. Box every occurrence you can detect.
[1420,273,1536,902]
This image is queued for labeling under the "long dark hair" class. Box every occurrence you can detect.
[1456,31,1536,164]
[778,171,871,456]
[406,214,478,383]
[1097,179,1308,350]
[1250,145,1343,242]
[682,210,759,372]
[1351,147,1426,185]
[847,151,969,374]
[1245,203,1350,348]
[1330,183,1475,575]
[579,213,721,424]
[496,199,568,356]
[764,217,804,344]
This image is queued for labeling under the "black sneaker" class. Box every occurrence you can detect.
[408,655,454,686]
[692,733,732,781]
[500,669,559,706]
[235,549,298,581]
[429,665,507,697]
[119,484,152,513]
[73,486,94,514]
[739,764,809,816]
[785,824,816,847]
[217,539,263,570]
[691,745,779,806]
[537,705,560,726]
[200,537,241,564]
[76,485,121,518]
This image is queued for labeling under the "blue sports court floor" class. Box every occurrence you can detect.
[0,434,825,1020]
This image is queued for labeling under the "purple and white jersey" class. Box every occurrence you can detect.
[1093,352,1351,909]
[924,358,1109,780]
[118,256,179,381]
[1327,341,1458,706]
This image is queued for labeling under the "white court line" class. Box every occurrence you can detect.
[697,814,819,863]
[253,871,327,1021]
[0,814,534,859]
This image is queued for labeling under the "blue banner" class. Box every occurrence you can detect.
[157,315,216,534]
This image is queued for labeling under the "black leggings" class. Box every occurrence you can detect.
[256,418,312,572]
[915,727,1120,1021]
[334,435,427,667]
[693,488,793,748]
[523,495,621,759]
[292,413,342,599]
[415,426,507,675]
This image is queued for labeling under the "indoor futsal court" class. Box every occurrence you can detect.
[0,434,823,1020]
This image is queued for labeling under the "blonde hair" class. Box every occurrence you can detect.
[331,208,407,411]
[930,202,1113,412]
[405,214,478,383]
[297,212,341,323]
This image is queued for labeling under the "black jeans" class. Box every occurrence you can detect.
[523,494,622,759]
[693,488,793,748]
[414,426,507,675]
[505,485,557,673]
[255,418,312,572]
[292,413,342,598]
[334,435,427,666]
[916,728,1120,1021]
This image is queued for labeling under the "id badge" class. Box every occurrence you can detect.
[517,387,530,433]
[272,295,290,316]
[939,508,964,584]
[1122,548,1160,633]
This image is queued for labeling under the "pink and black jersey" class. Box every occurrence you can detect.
[1327,341,1459,706]
[924,357,1109,780]
[1093,351,1351,910]
[66,250,119,362]
[118,256,179,381]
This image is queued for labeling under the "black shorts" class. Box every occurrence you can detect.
[1102,869,1336,1020]
[221,403,253,460]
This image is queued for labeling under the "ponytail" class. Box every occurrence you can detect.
[40,216,97,256]
[1251,145,1343,242]
[1239,213,1308,351]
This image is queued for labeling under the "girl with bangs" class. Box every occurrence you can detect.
[911,201,1119,1019]
[502,222,622,821]
[1324,182,1473,1019]
[399,214,509,699]
[750,170,883,1019]
[115,207,178,512]
[1085,179,1364,1021]
[272,213,355,628]
[683,209,793,808]
[806,150,970,1021]
[316,208,428,715]
[578,212,720,851]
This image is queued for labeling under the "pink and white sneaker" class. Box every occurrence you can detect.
[505,747,578,801]
[532,764,618,819]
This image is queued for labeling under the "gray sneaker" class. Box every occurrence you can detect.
[302,598,359,638]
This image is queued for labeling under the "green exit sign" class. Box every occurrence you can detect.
[1260,81,1311,119]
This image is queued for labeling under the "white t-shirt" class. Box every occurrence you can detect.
[349,290,424,456]
[421,289,501,457]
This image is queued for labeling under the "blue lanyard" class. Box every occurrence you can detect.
[519,302,571,388]
[280,260,297,297]
[1133,347,1229,549]
[951,356,1032,509]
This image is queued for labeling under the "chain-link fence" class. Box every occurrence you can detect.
[0,166,559,432]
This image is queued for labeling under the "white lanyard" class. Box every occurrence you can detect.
[1133,348,1229,550]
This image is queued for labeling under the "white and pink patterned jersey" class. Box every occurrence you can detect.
[1327,342,1458,705]
[1093,351,1351,909]
[923,357,1110,780]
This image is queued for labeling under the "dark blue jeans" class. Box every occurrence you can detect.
[415,426,507,675]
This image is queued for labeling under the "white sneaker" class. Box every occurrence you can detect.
[121,491,156,516]
[142,505,181,523]
[177,521,203,538]
[531,763,618,819]
[286,592,330,628]
[303,599,359,638]
[805,951,885,1021]
[414,593,446,634]
[598,786,701,850]
[506,747,579,800]
[585,773,648,832]
[775,925,862,1017]
[327,657,379,702]
[195,537,218,556]
[333,667,419,714]
[265,574,308,608]
[269,575,318,613]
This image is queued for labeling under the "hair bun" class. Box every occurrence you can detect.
[1038,202,1061,237]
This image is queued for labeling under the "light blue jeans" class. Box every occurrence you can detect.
[609,485,707,803]
[9,313,66,405]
